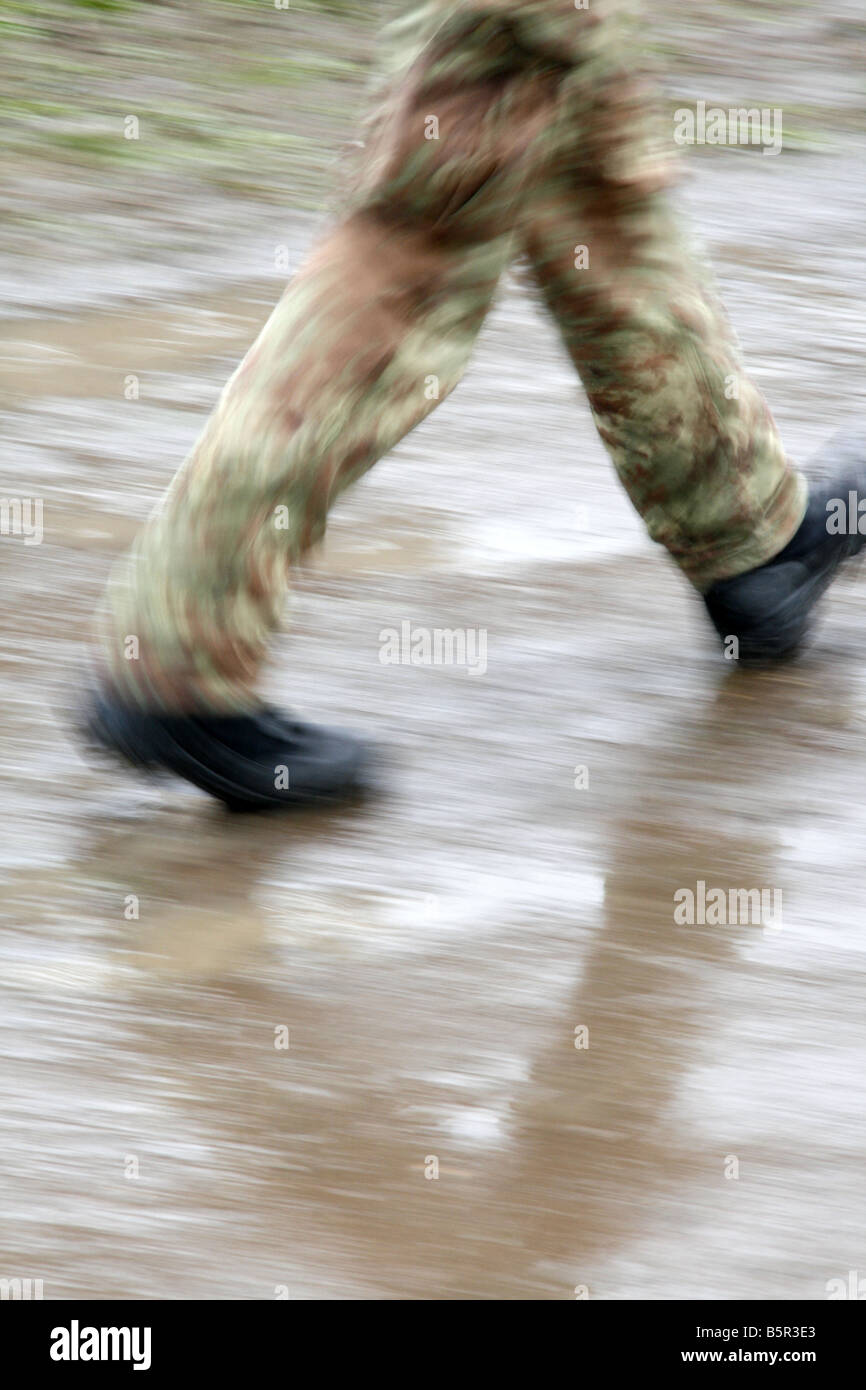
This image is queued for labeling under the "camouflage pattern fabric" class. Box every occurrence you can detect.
[98,0,807,714]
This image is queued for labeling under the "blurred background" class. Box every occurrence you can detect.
[1,0,866,1300]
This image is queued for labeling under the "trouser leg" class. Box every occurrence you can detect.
[100,216,513,713]
[519,24,807,590]
[98,6,558,713]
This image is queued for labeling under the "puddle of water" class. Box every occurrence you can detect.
[3,14,866,1300]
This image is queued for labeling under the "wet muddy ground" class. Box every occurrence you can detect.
[2,2,866,1299]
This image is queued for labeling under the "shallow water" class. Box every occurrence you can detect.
[2,9,866,1301]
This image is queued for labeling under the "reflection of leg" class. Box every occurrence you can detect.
[460,677,790,1297]
[520,41,807,591]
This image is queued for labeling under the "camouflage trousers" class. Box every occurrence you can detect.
[99,0,807,714]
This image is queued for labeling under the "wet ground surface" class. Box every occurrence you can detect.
[2,3,866,1300]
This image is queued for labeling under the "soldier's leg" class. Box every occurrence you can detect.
[521,28,808,592]
[98,8,558,716]
[100,217,512,714]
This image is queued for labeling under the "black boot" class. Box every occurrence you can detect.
[83,690,370,812]
[703,433,866,665]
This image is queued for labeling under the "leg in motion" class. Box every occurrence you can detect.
[87,5,559,805]
[521,6,865,660]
